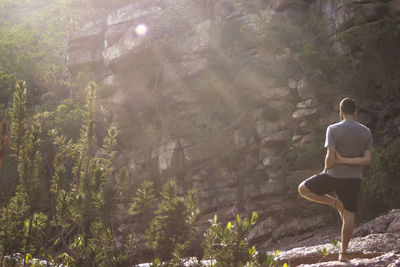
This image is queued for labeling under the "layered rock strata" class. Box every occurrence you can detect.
[67,0,400,253]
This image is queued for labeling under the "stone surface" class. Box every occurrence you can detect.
[255,118,291,139]
[68,20,105,51]
[66,0,400,256]
[248,217,278,243]
[354,209,400,236]
[67,48,104,68]
[273,210,400,266]
[276,233,400,266]
[314,0,389,33]
[297,99,318,109]
[297,79,316,100]
[243,179,286,200]
[271,0,296,11]
[292,109,318,119]
[389,0,400,15]
[163,59,208,82]
[298,252,400,267]
[261,129,291,147]
[261,87,291,100]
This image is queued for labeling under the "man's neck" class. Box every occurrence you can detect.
[342,114,356,121]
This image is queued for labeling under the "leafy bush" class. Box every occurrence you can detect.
[203,212,258,266]
[146,180,199,263]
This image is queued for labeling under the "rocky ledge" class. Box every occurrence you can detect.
[273,209,400,266]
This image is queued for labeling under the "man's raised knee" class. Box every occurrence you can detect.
[298,181,309,197]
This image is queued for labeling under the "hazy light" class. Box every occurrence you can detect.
[135,24,148,36]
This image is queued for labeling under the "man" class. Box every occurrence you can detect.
[298,98,373,262]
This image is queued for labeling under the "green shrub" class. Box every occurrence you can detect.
[146,180,199,262]
[130,180,156,217]
[361,138,400,219]
[203,212,258,266]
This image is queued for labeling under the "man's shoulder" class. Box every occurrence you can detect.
[327,121,345,129]
[328,120,371,133]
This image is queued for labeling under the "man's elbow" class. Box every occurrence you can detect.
[363,151,372,165]
[364,158,371,165]
[326,155,335,168]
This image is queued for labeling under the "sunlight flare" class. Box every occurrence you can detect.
[135,24,148,36]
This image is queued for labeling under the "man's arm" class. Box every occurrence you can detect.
[335,150,372,166]
[324,146,336,171]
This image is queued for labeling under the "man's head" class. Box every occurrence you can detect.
[339,97,356,120]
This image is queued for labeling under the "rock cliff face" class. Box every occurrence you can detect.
[67,0,400,253]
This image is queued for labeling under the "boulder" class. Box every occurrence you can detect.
[103,0,205,69]
[233,128,248,150]
[288,79,297,89]
[156,139,179,174]
[271,0,296,11]
[272,214,333,240]
[297,98,318,109]
[276,233,400,266]
[248,217,278,243]
[197,190,237,214]
[292,133,315,147]
[261,129,291,147]
[243,179,286,200]
[67,48,104,69]
[163,59,208,82]
[68,20,105,51]
[354,209,400,236]
[389,0,400,15]
[292,109,318,119]
[314,0,389,33]
[297,79,316,100]
[261,87,292,100]
[255,118,291,139]
[261,156,282,168]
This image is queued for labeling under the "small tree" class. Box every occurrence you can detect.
[203,212,258,266]
[146,180,199,263]
[129,180,156,217]
[9,81,28,164]
[0,187,28,257]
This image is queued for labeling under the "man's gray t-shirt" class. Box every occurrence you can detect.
[325,120,373,179]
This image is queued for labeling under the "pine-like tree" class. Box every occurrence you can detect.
[129,180,156,217]
[146,180,199,262]
[18,112,50,256]
[9,81,27,165]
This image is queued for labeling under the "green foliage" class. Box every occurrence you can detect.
[9,81,28,163]
[203,212,259,266]
[23,212,48,255]
[146,180,199,262]
[335,16,400,101]
[361,138,400,218]
[130,180,156,216]
[316,240,339,262]
[86,221,115,266]
[0,187,28,255]
[55,99,84,141]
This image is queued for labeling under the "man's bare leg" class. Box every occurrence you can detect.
[339,209,355,262]
[298,181,344,217]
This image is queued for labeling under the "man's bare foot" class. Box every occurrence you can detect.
[339,251,349,262]
[334,199,344,219]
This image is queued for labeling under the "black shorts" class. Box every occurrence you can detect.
[304,173,362,212]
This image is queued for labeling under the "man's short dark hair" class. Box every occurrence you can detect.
[340,98,356,115]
